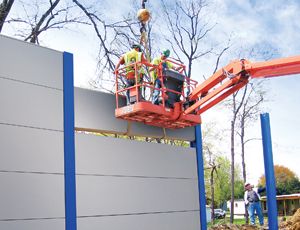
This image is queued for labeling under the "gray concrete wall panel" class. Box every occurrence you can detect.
[76,176,199,216]
[0,173,65,220]
[127,121,165,138]
[77,211,200,230]
[0,77,63,130]
[0,35,63,90]
[75,133,197,178]
[0,124,64,173]
[74,87,128,134]
[0,34,65,229]
[74,87,196,141]
[75,133,200,228]
[165,126,196,141]
[0,219,65,230]
[0,34,200,229]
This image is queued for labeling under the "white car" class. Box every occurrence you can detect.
[214,209,226,219]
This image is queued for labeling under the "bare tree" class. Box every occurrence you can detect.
[229,86,247,223]
[205,146,220,225]
[25,0,61,43]
[236,80,269,223]
[158,0,233,88]
[73,0,121,73]
[219,43,277,223]
[79,0,159,94]
[225,79,269,223]
[0,0,14,32]
[3,0,91,44]
[1,0,143,93]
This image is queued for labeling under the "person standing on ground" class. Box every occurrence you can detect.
[244,182,266,226]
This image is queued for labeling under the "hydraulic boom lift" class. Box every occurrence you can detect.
[115,55,300,129]
[114,4,300,129]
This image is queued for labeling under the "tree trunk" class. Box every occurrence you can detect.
[229,87,247,223]
[27,0,60,43]
[240,118,249,223]
[0,0,15,32]
[230,120,235,223]
[211,168,215,225]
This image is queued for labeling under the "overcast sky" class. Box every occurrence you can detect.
[3,0,300,185]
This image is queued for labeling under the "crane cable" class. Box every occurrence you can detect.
[138,0,151,62]
[138,1,166,140]
[140,26,151,63]
[137,1,153,93]
[124,1,150,137]
[137,1,166,139]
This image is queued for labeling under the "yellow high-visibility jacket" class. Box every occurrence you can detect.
[151,57,173,82]
[124,49,143,80]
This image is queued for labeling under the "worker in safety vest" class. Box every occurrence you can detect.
[149,49,182,105]
[115,44,150,105]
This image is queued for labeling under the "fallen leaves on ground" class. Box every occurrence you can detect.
[279,208,300,230]
[208,208,300,230]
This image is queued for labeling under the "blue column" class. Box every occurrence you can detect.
[260,113,278,229]
[63,52,77,230]
[191,125,207,230]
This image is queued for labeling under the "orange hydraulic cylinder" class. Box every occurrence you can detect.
[185,59,246,115]
[188,59,241,101]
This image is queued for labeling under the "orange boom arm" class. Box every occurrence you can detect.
[184,55,300,115]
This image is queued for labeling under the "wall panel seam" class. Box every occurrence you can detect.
[0,170,64,175]
[0,75,63,91]
[76,173,198,180]
[0,217,65,222]
[0,122,63,132]
[76,210,200,219]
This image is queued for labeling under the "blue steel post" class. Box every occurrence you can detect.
[260,113,278,229]
[63,52,77,230]
[191,125,207,230]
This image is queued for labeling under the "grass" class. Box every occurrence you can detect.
[207,215,292,227]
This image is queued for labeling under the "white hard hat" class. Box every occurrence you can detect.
[245,182,250,187]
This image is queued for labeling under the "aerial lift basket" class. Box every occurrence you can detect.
[115,61,201,129]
